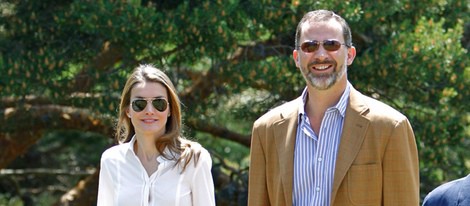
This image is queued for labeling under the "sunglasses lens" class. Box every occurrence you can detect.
[323,40,341,51]
[300,40,344,53]
[301,41,319,53]
[132,99,147,112]
[131,98,168,112]
[152,99,168,112]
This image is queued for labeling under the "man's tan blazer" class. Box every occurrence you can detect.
[248,86,419,206]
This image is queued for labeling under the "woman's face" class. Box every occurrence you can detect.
[127,81,170,138]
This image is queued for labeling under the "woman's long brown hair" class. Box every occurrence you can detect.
[115,64,200,172]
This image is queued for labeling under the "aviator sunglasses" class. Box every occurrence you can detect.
[131,98,169,112]
[300,40,347,53]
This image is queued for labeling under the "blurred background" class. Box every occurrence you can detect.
[0,0,469,205]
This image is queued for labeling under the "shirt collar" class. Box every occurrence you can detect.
[125,135,176,163]
[298,82,351,119]
[125,135,137,155]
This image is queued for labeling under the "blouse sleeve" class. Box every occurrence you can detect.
[191,148,216,206]
[97,151,115,205]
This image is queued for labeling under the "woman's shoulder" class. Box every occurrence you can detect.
[101,142,131,160]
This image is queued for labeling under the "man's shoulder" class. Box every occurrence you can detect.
[353,90,407,121]
[422,175,470,205]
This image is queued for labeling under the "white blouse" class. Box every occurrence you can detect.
[97,137,215,206]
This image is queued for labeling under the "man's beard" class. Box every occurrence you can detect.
[301,63,346,90]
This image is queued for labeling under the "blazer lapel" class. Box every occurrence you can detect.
[273,99,300,206]
[331,87,370,203]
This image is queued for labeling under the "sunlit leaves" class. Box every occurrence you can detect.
[351,9,469,193]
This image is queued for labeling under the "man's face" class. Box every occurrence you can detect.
[293,19,355,90]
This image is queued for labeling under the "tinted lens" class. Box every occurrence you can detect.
[323,40,342,51]
[152,99,168,112]
[300,40,343,53]
[132,99,147,112]
[300,41,319,53]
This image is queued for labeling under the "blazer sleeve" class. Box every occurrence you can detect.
[382,118,420,205]
[248,122,270,206]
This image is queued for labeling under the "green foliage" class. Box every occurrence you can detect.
[0,194,23,206]
[1,131,111,204]
[351,14,469,195]
[1,0,469,204]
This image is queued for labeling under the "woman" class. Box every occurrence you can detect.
[97,65,215,206]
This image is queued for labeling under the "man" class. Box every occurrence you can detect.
[422,174,470,206]
[248,10,419,205]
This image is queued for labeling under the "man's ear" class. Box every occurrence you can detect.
[293,50,300,67]
[347,46,356,65]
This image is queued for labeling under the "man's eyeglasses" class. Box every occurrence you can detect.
[131,98,169,112]
[300,40,348,53]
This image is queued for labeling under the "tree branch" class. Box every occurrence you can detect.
[70,42,124,92]
[186,118,251,147]
[53,167,100,206]
[0,168,95,176]
[0,105,114,169]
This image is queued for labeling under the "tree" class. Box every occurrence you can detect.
[1,0,468,204]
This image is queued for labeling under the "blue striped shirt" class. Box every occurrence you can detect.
[293,83,350,206]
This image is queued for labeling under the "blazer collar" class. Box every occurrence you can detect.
[331,86,370,203]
